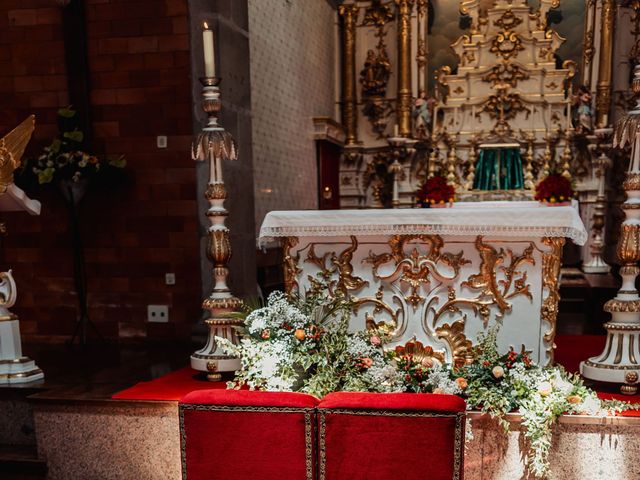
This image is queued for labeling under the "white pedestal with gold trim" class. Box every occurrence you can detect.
[0,184,43,384]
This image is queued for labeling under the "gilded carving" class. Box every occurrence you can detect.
[283,237,302,294]
[617,224,640,264]
[482,63,529,88]
[490,30,524,60]
[205,183,226,200]
[338,4,360,145]
[462,236,535,323]
[305,236,369,296]
[583,30,595,66]
[435,320,474,367]
[394,338,446,365]
[494,9,523,30]
[361,0,393,27]
[481,91,528,122]
[363,235,470,308]
[541,237,564,364]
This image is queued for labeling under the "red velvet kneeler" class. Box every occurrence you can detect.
[179,390,319,480]
[317,392,466,480]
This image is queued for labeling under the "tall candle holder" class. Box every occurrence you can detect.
[581,65,640,394]
[190,76,243,381]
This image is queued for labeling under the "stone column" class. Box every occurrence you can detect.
[596,0,616,128]
[396,0,414,137]
[338,4,359,146]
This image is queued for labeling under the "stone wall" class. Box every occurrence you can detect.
[248,0,337,229]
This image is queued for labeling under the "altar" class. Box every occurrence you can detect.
[260,202,587,367]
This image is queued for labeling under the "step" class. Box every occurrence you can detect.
[0,444,47,478]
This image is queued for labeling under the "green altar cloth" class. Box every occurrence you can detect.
[473,147,524,190]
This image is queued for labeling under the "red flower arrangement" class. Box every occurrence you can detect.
[534,174,574,204]
[416,176,455,206]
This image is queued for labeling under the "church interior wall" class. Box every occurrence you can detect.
[248,0,338,230]
[0,0,201,340]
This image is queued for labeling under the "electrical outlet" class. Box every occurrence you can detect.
[165,273,176,285]
[156,135,167,148]
[147,305,169,323]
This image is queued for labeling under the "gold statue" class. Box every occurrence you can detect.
[0,116,35,193]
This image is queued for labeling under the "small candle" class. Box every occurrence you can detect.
[203,22,215,78]
[393,124,399,137]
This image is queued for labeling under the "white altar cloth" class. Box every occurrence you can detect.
[259,201,587,246]
[259,202,587,367]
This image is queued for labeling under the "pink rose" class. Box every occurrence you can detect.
[370,336,381,346]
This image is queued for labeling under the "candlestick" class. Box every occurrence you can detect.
[203,22,215,78]
[393,124,399,137]
[191,75,241,381]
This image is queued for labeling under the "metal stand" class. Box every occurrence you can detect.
[65,183,102,346]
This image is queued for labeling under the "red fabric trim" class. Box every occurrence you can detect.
[320,412,460,480]
[183,408,313,480]
[181,389,320,408]
[319,391,466,412]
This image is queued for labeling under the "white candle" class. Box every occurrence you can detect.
[203,22,215,78]
[393,124,399,137]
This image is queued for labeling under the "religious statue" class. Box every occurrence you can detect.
[413,91,437,139]
[572,85,593,134]
[359,49,391,98]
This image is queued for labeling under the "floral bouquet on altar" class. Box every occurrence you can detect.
[534,173,574,205]
[217,283,638,479]
[416,175,455,207]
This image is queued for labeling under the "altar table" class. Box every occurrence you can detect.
[259,202,587,367]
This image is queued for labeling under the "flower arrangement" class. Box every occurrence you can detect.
[218,288,637,479]
[217,289,402,397]
[416,175,455,206]
[534,174,574,204]
[20,107,125,186]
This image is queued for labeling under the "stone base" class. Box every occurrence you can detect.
[465,412,640,479]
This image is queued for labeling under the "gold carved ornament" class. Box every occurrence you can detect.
[490,30,524,61]
[541,237,564,364]
[283,237,302,294]
[305,235,369,296]
[482,63,529,89]
[363,235,470,309]
[394,338,446,366]
[435,320,474,367]
[494,9,523,31]
[0,115,35,193]
[459,236,535,326]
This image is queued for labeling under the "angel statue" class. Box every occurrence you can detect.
[572,85,593,134]
[0,116,35,193]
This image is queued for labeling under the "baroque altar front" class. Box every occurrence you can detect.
[260,203,586,366]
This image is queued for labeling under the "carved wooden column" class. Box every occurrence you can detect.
[339,4,359,146]
[596,0,616,128]
[395,0,414,137]
[416,0,428,96]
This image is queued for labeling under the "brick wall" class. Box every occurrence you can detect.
[0,0,200,340]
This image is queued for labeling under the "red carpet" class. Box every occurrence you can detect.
[112,367,227,401]
[112,336,640,413]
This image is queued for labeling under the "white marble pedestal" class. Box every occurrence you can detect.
[0,184,43,384]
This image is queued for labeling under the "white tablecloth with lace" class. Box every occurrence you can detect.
[259,201,587,246]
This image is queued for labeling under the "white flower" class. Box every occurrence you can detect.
[537,381,553,397]
[492,365,504,379]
